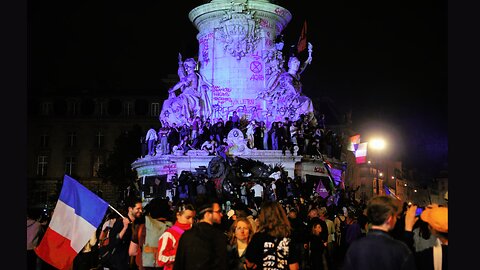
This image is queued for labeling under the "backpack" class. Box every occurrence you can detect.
[97,218,118,268]
[141,216,172,267]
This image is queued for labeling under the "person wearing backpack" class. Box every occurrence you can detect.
[130,198,173,270]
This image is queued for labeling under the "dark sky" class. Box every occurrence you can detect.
[29,0,447,180]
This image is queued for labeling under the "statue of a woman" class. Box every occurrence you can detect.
[258,43,315,123]
[160,54,212,126]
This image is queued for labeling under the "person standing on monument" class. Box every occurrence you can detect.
[145,126,158,156]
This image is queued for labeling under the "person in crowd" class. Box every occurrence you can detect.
[27,208,43,270]
[173,135,191,155]
[201,135,217,155]
[250,181,264,211]
[412,218,438,252]
[157,201,195,270]
[140,135,148,158]
[246,120,256,149]
[173,196,227,270]
[190,116,201,143]
[102,197,143,270]
[305,218,326,270]
[231,111,240,128]
[253,120,265,150]
[342,196,416,270]
[404,204,448,270]
[318,207,336,270]
[245,201,300,270]
[334,207,347,262]
[98,211,117,249]
[130,197,173,270]
[146,127,158,156]
[227,217,254,270]
[224,116,234,136]
[167,123,180,154]
[287,207,308,270]
[343,209,363,251]
[158,122,170,155]
[73,231,98,270]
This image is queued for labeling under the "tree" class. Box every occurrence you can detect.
[98,125,143,192]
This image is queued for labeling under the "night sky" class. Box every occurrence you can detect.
[29,0,447,180]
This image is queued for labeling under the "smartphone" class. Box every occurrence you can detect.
[415,207,424,216]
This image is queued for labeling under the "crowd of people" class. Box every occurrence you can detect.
[141,112,343,159]
[28,187,448,270]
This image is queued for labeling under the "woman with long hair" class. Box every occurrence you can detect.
[227,217,254,270]
[156,200,195,270]
[245,201,300,270]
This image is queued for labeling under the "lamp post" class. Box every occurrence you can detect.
[370,138,386,195]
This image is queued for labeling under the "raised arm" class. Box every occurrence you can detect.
[298,42,313,75]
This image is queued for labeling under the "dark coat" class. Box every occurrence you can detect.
[342,229,416,270]
[173,222,228,270]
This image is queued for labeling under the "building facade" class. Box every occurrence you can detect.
[27,92,161,208]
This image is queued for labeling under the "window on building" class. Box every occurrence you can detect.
[68,101,79,116]
[151,103,160,117]
[40,133,49,148]
[67,131,77,147]
[124,102,133,116]
[95,130,104,148]
[41,102,53,116]
[99,102,106,116]
[36,155,48,176]
[93,155,104,177]
[65,156,76,176]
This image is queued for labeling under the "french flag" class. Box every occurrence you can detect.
[35,175,109,269]
[347,134,361,152]
[355,142,368,164]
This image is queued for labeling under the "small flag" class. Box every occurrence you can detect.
[35,175,109,269]
[355,142,368,164]
[384,185,401,200]
[297,20,308,54]
[347,134,361,152]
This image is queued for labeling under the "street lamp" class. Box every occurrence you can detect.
[370,138,386,195]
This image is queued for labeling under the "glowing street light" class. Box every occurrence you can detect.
[370,138,386,151]
[370,137,387,195]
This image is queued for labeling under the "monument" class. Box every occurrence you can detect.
[159,0,316,127]
[132,0,331,200]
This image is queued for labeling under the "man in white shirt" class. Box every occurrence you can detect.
[250,182,264,210]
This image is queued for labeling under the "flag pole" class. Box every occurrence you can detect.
[108,204,126,219]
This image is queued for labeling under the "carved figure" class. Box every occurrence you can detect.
[160,54,212,126]
[258,43,315,123]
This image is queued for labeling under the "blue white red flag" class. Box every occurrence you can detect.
[384,184,401,200]
[347,134,361,151]
[35,175,109,269]
[355,142,368,164]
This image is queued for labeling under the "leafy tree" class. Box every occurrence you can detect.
[98,124,143,190]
